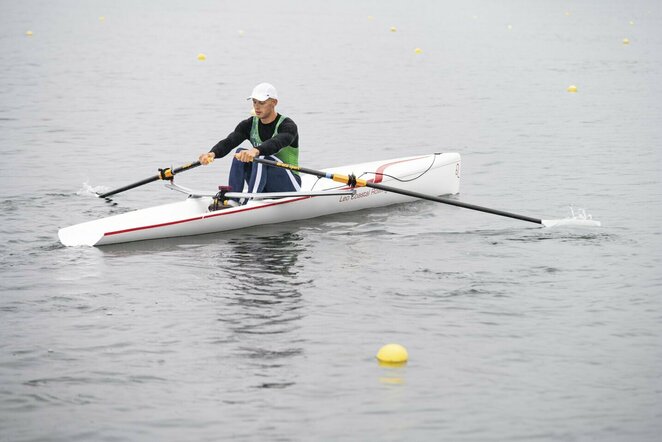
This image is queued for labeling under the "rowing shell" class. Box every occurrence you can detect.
[58,153,461,246]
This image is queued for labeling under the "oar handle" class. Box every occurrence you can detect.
[97,161,202,198]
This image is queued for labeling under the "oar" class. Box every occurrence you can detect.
[252,158,601,228]
[97,161,202,198]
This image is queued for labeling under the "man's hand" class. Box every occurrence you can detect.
[199,152,215,165]
[234,148,260,163]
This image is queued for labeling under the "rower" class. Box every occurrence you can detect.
[198,82,301,210]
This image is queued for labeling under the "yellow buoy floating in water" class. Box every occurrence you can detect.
[567,85,578,93]
[622,38,630,45]
[414,48,423,54]
[390,26,397,32]
[99,16,105,22]
[197,53,207,61]
[376,343,408,365]
[25,30,33,36]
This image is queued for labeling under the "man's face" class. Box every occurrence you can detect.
[252,98,277,119]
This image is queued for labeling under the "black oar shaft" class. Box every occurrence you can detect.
[97,175,159,198]
[253,157,543,225]
[367,181,543,224]
[98,161,202,198]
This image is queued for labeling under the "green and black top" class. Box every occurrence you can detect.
[210,114,299,168]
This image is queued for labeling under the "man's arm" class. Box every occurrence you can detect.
[210,118,252,158]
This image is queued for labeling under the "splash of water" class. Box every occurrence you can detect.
[542,206,601,228]
[567,205,595,222]
[76,182,109,197]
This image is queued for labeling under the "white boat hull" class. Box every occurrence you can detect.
[58,153,461,246]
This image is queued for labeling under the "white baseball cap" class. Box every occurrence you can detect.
[248,82,278,101]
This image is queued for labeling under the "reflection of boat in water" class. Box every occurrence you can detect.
[58,153,461,247]
[215,232,306,390]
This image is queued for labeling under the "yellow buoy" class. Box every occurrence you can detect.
[368,16,374,21]
[238,30,245,36]
[99,16,105,22]
[622,38,630,45]
[567,85,578,93]
[390,26,397,32]
[629,20,635,25]
[25,30,33,36]
[565,11,572,17]
[414,48,423,54]
[197,53,207,61]
[376,343,408,364]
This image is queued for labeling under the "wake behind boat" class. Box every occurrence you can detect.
[58,153,462,247]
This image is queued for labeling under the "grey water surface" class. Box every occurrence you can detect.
[1,0,661,441]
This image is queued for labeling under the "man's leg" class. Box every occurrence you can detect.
[242,155,303,204]
[228,148,252,203]
[245,155,301,198]
[248,155,301,193]
[263,158,302,192]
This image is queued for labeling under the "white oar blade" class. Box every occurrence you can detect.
[541,218,602,228]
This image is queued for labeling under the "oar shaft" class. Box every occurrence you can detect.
[253,158,356,185]
[253,157,543,225]
[169,161,202,177]
[98,161,201,198]
[97,175,160,198]
[367,181,542,225]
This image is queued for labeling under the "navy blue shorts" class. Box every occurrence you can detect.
[228,149,302,203]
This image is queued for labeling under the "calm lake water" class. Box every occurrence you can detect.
[2,0,661,440]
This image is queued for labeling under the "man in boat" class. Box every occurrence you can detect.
[198,82,301,208]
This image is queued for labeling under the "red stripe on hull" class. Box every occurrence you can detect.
[103,196,310,238]
[368,156,428,184]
